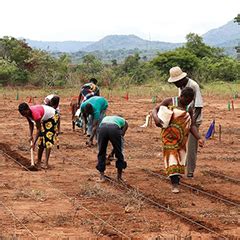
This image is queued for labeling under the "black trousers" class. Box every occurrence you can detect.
[170,175,180,185]
[97,123,127,172]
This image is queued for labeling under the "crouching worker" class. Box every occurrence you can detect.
[44,94,61,133]
[152,87,204,193]
[97,116,128,182]
[18,102,59,169]
[81,96,108,146]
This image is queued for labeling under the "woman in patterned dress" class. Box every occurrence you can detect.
[152,87,204,193]
[18,102,59,169]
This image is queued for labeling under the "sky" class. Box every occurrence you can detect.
[1,0,239,43]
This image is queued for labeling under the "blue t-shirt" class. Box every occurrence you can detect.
[80,96,108,120]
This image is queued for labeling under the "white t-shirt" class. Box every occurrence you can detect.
[44,94,60,113]
[178,78,203,124]
[44,94,55,104]
[42,105,56,121]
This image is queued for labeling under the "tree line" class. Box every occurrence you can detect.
[0,31,240,88]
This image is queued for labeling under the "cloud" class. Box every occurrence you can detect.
[0,0,239,42]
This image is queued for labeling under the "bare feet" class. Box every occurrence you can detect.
[96,173,105,183]
[171,185,180,193]
[41,163,49,170]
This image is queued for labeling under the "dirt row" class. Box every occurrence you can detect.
[0,94,239,239]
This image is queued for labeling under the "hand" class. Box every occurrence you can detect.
[86,140,93,147]
[198,138,204,147]
[154,117,163,128]
[28,135,33,143]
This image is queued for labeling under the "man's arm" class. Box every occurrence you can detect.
[194,107,202,123]
[82,112,88,134]
[88,118,98,145]
[78,91,82,107]
[189,108,204,147]
[95,87,100,96]
[122,121,128,136]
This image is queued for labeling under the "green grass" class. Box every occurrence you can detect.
[0,81,240,101]
[203,81,240,98]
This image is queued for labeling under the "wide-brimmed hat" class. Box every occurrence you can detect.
[168,66,187,83]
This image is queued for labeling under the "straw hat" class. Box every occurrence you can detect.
[168,66,187,83]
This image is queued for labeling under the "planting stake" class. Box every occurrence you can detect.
[219,124,222,142]
[231,100,234,111]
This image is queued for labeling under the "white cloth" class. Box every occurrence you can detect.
[44,94,55,104]
[42,105,56,121]
[157,106,173,128]
[140,114,151,128]
[75,108,81,117]
[44,94,60,113]
[178,78,203,123]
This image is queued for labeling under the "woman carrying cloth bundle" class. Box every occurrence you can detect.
[152,87,204,193]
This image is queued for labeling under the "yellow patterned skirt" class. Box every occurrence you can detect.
[38,113,59,149]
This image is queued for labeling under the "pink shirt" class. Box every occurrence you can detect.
[30,105,44,121]
[30,105,55,122]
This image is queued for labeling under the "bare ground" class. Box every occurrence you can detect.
[0,92,239,239]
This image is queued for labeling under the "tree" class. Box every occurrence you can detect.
[0,37,33,70]
[185,33,223,59]
[234,14,240,24]
[0,58,19,85]
[151,48,199,77]
[29,50,70,86]
[0,37,34,84]
[78,54,104,77]
[234,14,240,60]
[121,53,140,73]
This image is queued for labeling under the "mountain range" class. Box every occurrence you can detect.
[25,20,240,56]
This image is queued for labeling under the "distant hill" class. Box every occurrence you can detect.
[82,34,181,52]
[25,39,93,53]
[24,19,240,58]
[25,35,181,53]
[202,20,240,46]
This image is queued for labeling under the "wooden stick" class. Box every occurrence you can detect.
[219,124,222,142]
[227,101,231,111]
[231,100,234,111]
[30,141,34,166]
[212,121,215,138]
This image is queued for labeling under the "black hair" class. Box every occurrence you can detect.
[90,78,98,84]
[18,102,30,113]
[180,87,194,100]
[50,96,60,108]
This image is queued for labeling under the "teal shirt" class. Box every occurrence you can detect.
[101,116,126,128]
[80,96,108,120]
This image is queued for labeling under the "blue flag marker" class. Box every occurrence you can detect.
[205,120,215,140]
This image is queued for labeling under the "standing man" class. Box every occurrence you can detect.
[168,66,203,178]
[97,115,128,182]
[80,96,108,146]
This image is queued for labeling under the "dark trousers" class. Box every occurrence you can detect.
[97,123,127,173]
[186,123,200,174]
[170,175,180,185]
